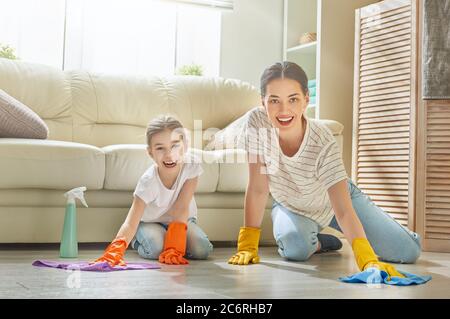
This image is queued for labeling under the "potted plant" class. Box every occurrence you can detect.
[0,43,18,60]
[176,63,203,76]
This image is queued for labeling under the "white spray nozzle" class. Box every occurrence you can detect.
[64,186,88,207]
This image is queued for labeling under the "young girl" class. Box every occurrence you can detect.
[94,115,213,265]
[228,62,421,279]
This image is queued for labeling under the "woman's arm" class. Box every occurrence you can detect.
[115,196,146,245]
[327,179,366,244]
[167,176,199,223]
[245,157,270,227]
[328,179,406,278]
[228,157,269,265]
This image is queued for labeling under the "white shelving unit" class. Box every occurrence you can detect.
[283,0,319,119]
[282,0,380,172]
[286,41,317,54]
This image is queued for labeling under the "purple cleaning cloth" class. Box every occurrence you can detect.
[32,260,160,272]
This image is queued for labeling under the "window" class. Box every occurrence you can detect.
[0,0,65,68]
[0,0,222,76]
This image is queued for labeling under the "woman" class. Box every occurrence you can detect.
[228,62,421,279]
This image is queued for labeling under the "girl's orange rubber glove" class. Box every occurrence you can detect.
[159,222,189,265]
[352,238,405,280]
[93,236,128,266]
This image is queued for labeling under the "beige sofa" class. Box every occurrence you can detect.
[0,58,344,243]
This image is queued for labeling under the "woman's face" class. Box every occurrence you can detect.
[148,129,185,172]
[262,78,309,132]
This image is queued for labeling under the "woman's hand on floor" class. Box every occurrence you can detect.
[228,227,261,265]
[228,251,260,265]
[352,238,405,280]
[364,261,405,279]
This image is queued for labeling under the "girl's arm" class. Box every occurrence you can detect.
[158,177,199,265]
[93,196,145,266]
[327,179,366,243]
[245,157,270,227]
[115,196,146,245]
[167,176,199,223]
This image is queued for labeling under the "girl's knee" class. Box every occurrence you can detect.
[135,227,165,260]
[276,231,316,262]
[187,238,213,260]
[137,243,162,260]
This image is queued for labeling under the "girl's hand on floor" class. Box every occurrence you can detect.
[158,222,189,265]
[159,248,189,265]
[92,237,128,267]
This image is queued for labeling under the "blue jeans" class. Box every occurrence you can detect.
[131,218,213,260]
[272,178,421,263]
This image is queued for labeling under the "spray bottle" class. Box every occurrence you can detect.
[60,186,88,258]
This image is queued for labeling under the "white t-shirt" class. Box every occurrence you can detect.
[239,106,348,227]
[133,152,203,223]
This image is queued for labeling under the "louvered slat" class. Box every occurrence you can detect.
[425,100,450,247]
[354,1,413,227]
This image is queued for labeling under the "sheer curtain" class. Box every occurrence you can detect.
[0,0,65,68]
[64,0,221,76]
[0,0,221,76]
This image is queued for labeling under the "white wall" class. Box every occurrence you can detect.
[220,0,284,89]
[319,0,380,174]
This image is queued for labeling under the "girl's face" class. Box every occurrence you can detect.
[262,78,309,132]
[148,129,185,172]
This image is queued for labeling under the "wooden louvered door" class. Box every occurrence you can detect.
[414,0,450,252]
[352,0,417,229]
[416,100,450,252]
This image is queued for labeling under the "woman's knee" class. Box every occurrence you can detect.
[276,231,316,262]
[380,233,422,264]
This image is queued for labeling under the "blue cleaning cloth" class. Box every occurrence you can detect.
[339,267,431,286]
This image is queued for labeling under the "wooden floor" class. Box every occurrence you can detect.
[1,242,449,299]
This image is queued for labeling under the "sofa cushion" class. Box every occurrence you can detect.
[0,89,49,139]
[214,149,249,193]
[103,145,219,193]
[71,72,261,147]
[0,58,73,141]
[204,111,248,151]
[0,139,105,190]
[205,110,345,152]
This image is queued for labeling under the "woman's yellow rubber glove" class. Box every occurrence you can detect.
[352,238,405,280]
[228,227,261,265]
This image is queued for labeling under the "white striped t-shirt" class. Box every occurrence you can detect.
[239,106,348,227]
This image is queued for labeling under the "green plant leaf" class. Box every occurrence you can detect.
[0,43,18,60]
[176,63,203,76]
